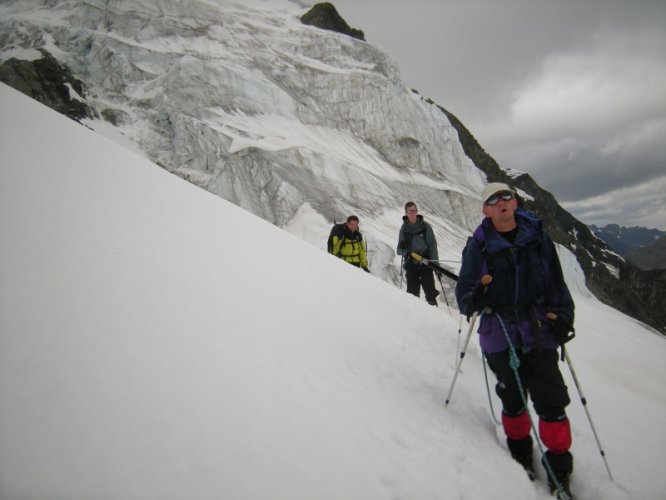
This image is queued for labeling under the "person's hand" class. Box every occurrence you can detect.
[410,253,428,265]
[546,312,575,345]
[466,274,493,319]
[467,288,487,317]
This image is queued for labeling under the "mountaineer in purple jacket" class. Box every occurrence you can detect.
[455,182,576,496]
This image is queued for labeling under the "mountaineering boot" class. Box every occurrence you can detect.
[507,435,534,478]
[543,450,573,499]
[549,474,572,499]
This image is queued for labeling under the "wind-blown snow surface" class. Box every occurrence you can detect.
[1,85,665,499]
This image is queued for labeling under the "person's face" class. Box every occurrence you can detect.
[482,191,518,229]
[347,220,359,232]
[406,205,418,224]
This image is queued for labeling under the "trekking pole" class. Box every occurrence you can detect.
[445,310,479,406]
[482,354,501,425]
[563,345,614,481]
[445,274,492,406]
[455,314,463,365]
[399,255,405,288]
[435,271,452,315]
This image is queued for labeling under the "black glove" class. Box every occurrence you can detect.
[466,283,489,319]
[549,316,575,345]
[398,239,408,250]
[362,266,370,273]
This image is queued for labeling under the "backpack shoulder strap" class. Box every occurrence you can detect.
[472,226,491,277]
[328,222,343,253]
[331,223,348,254]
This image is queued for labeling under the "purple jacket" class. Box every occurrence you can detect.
[455,209,575,353]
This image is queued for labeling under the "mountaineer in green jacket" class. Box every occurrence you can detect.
[328,215,369,272]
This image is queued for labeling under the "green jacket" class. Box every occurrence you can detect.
[332,228,368,268]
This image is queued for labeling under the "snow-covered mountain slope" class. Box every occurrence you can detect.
[3,0,665,334]
[0,0,486,286]
[3,82,666,499]
[5,0,666,333]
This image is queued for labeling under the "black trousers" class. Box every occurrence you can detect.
[405,264,438,304]
[485,348,570,421]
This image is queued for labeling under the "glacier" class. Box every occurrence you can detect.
[0,0,494,289]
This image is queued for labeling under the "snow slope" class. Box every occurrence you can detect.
[1,84,665,499]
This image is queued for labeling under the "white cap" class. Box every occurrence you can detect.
[481,182,516,205]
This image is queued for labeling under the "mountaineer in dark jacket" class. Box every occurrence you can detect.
[455,183,576,497]
[396,201,440,306]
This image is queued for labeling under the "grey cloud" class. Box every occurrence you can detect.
[533,148,663,202]
[496,124,666,201]
[562,176,666,229]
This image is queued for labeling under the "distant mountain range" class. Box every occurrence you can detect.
[627,236,666,270]
[590,224,666,269]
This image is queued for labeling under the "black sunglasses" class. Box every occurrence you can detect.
[485,191,514,206]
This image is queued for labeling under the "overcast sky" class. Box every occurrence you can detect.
[326,0,666,230]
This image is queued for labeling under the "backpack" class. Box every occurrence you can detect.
[327,222,347,254]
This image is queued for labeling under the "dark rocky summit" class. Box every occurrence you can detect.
[300,3,365,41]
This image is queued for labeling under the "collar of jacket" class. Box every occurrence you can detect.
[344,227,362,240]
[401,214,425,230]
[480,208,542,254]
